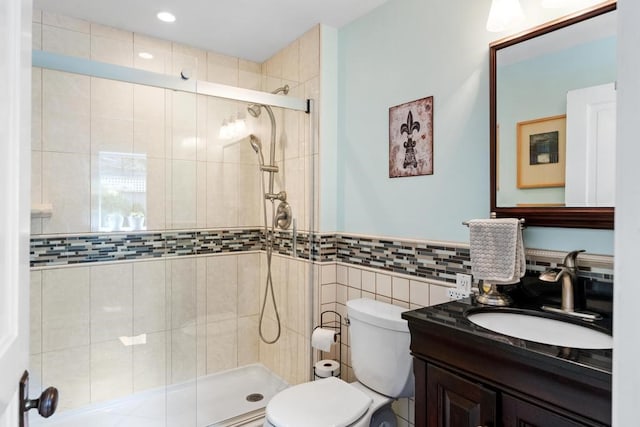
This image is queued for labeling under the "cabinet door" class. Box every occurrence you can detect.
[427,364,496,427]
[502,394,596,427]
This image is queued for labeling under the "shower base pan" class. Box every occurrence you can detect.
[31,363,288,427]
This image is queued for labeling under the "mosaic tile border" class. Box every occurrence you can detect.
[30,230,614,284]
[329,233,614,285]
[31,229,263,267]
[334,234,469,284]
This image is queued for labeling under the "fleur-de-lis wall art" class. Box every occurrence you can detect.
[401,111,420,168]
[389,96,433,178]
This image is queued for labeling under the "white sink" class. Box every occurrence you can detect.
[466,311,613,349]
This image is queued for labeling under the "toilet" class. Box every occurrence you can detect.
[264,298,414,427]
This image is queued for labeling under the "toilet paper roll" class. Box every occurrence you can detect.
[311,327,337,352]
[314,359,340,378]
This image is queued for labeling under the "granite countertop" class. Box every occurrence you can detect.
[401,277,613,378]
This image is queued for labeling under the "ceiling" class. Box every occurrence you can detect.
[33,0,391,63]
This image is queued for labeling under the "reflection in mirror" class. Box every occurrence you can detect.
[490,2,616,228]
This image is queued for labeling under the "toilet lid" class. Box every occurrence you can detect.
[266,377,372,427]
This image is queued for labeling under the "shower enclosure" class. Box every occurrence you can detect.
[29,15,318,426]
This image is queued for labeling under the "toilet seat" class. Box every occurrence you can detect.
[266,377,372,427]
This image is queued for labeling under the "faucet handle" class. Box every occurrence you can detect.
[563,250,585,268]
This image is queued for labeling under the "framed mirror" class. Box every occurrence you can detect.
[490,2,616,229]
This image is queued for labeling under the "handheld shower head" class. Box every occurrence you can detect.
[249,134,261,152]
[249,134,265,166]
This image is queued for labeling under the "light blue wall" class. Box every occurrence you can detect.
[334,0,614,255]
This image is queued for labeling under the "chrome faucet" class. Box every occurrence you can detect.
[539,250,600,321]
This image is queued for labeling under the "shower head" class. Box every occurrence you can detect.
[247,104,262,118]
[246,85,290,118]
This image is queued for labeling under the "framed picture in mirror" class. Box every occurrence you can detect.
[516,114,566,189]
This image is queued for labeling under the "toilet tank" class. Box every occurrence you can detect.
[346,298,414,398]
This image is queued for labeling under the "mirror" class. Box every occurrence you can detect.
[490,2,616,228]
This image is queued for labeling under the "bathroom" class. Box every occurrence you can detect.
[1,0,639,426]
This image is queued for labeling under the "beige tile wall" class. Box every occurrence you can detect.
[30,253,262,412]
[31,12,317,235]
[252,25,320,384]
[318,262,454,427]
[260,25,320,232]
[258,253,315,386]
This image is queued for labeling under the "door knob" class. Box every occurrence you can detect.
[24,386,58,417]
[19,370,59,427]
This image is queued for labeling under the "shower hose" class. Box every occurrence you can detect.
[258,168,281,344]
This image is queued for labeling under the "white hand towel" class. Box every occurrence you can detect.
[469,218,525,285]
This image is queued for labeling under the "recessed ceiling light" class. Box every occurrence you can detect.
[157,11,176,23]
[138,52,154,60]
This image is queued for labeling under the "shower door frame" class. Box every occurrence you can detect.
[33,50,309,113]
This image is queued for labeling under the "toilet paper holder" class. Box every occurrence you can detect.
[313,310,342,379]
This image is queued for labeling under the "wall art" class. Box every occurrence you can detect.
[389,96,434,178]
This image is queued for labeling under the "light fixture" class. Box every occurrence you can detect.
[486,0,524,32]
[138,52,154,60]
[157,11,176,23]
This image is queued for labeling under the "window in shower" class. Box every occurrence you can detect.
[98,151,147,232]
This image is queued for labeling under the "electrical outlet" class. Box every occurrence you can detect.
[447,288,468,300]
[456,273,473,294]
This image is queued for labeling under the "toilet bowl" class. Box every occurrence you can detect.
[264,298,413,427]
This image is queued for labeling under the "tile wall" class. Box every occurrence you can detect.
[31,12,265,235]
[31,10,318,236]
[316,262,453,427]
[30,253,262,412]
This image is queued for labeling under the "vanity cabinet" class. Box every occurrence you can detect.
[403,302,612,427]
[420,359,598,427]
[425,363,496,426]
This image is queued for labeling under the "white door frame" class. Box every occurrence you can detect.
[0,0,32,424]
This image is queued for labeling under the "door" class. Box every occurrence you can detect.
[0,0,32,425]
[565,83,617,207]
[426,364,496,427]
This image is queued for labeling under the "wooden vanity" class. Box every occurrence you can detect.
[402,299,612,427]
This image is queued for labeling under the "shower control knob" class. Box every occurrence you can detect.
[276,201,292,229]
